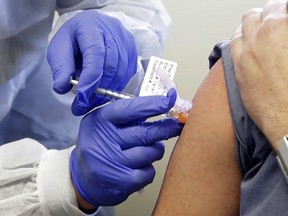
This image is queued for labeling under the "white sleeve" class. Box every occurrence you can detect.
[54,0,171,60]
[0,138,112,216]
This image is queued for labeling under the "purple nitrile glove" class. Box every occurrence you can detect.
[47,10,137,115]
[70,88,184,207]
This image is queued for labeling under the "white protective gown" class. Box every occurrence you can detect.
[0,0,171,215]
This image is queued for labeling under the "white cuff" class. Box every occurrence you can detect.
[37,146,87,216]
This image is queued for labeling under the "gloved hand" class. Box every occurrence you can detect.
[47,10,137,116]
[70,88,183,207]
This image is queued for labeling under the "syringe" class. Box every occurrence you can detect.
[70,78,189,123]
[70,78,135,100]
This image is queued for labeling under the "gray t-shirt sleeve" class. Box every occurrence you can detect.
[209,41,288,216]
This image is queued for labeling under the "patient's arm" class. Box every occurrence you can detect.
[153,59,242,215]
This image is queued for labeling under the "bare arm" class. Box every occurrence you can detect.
[153,59,242,215]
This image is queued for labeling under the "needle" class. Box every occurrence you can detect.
[70,78,135,100]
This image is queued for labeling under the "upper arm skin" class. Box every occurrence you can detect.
[153,59,242,215]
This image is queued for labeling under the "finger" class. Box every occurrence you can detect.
[102,88,178,124]
[100,164,156,197]
[71,93,109,115]
[72,33,118,115]
[107,41,128,91]
[108,30,138,91]
[72,25,106,115]
[231,24,242,47]
[125,166,156,194]
[230,24,244,68]
[115,142,165,169]
[231,9,262,68]
[97,34,118,90]
[121,32,138,90]
[118,118,183,149]
[263,0,288,19]
[242,8,263,41]
[242,8,263,22]
[47,25,76,94]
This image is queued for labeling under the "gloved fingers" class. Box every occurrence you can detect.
[115,142,165,169]
[98,32,118,89]
[71,93,109,115]
[102,88,178,124]
[87,160,156,197]
[118,36,138,90]
[107,30,138,91]
[86,165,156,206]
[47,25,77,94]
[125,165,156,194]
[72,25,106,115]
[118,118,183,149]
[68,30,120,114]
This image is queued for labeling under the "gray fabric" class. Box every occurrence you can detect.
[209,41,288,215]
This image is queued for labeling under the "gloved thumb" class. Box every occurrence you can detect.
[102,88,177,125]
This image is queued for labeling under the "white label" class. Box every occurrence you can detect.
[139,56,177,96]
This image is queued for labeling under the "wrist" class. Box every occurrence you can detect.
[259,109,288,150]
[72,179,98,213]
[267,130,288,150]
